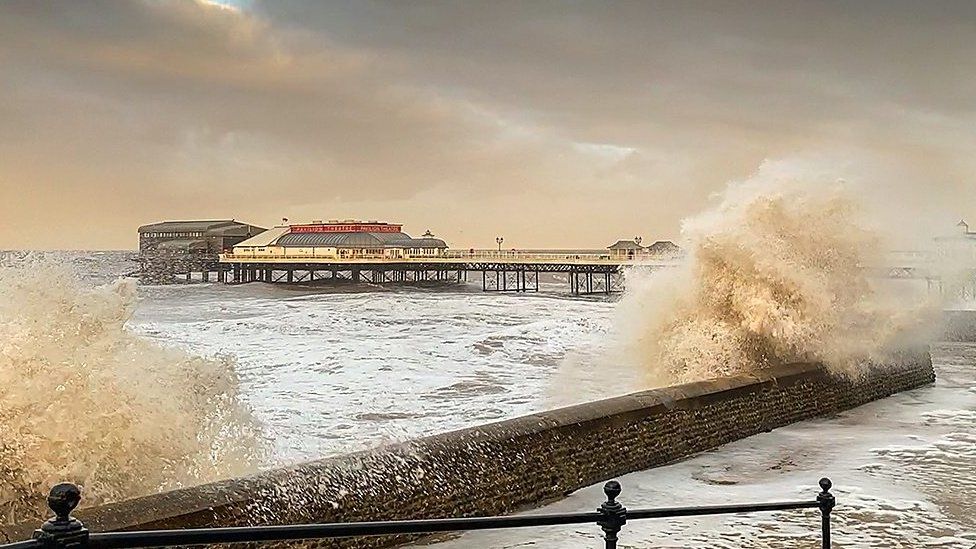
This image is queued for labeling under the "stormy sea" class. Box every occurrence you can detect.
[1,251,974,547]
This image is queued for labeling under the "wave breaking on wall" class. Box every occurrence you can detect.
[0,258,263,523]
[617,164,937,386]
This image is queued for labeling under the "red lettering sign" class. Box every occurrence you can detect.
[290,223,402,233]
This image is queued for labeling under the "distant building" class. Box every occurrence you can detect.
[139,220,266,254]
[230,220,449,259]
[138,220,266,282]
[934,219,976,265]
[607,239,644,259]
[644,240,681,257]
[606,239,681,260]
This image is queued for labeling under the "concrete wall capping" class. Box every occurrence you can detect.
[0,350,935,549]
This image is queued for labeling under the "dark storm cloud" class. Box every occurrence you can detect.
[1,0,974,248]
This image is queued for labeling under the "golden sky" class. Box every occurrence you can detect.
[1,0,975,249]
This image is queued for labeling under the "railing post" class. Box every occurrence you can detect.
[32,484,89,549]
[817,478,834,549]
[597,481,627,549]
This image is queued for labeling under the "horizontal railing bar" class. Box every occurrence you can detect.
[78,499,820,549]
[218,254,678,264]
[0,540,42,549]
[627,500,819,519]
[87,512,603,548]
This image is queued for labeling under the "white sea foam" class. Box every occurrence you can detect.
[420,343,976,548]
[0,258,262,523]
[616,164,938,386]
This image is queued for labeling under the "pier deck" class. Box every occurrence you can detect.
[218,250,679,294]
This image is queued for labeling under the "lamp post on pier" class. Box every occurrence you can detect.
[496,236,504,252]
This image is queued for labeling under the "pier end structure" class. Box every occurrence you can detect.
[138,220,265,283]
[0,350,934,548]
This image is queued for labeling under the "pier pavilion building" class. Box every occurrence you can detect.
[230,220,449,260]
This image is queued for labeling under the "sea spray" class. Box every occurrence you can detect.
[618,167,937,386]
[0,258,263,523]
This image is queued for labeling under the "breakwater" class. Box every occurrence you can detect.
[1,352,934,547]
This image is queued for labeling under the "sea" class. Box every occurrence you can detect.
[6,251,976,547]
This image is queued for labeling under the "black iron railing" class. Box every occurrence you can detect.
[6,478,836,549]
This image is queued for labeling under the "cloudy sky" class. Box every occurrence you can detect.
[1,0,974,249]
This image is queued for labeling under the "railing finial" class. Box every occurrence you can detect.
[597,481,627,549]
[33,484,88,548]
[817,478,834,512]
[817,478,834,549]
[48,483,81,523]
[603,480,621,503]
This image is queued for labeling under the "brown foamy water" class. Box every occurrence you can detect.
[617,172,937,386]
[0,258,263,523]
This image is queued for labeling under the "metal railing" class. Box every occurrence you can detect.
[443,250,612,260]
[218,252,681,266]
[6,478,836,549]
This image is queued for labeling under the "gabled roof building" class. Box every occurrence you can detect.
[138,219,267,283]
[606,238,681,259]
[138,220,266,254]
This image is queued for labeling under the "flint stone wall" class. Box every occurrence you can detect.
[1,352,935,547]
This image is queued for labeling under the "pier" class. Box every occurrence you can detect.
[217,250,677,295]
[205,219,681,295]
[139,218,970,296]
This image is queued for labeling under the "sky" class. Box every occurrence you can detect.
[1,0,975,249]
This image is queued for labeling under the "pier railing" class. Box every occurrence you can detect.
[6,478,835,549]
[218,251,681,266]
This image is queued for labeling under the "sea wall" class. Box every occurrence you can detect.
[1,352,935,547]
